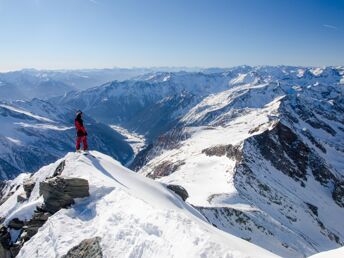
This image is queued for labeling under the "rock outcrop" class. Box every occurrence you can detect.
[62,237,103,258]
[0,170,90,257]
[202,144,242,161]
[166,184,189,201]
[40,176,89,213]
[19,209,51,242]
[333,181,344,207]
[53,160,66,177]
[0,225,11,258]
[148,161,185,179]
[23,179,35,199]
[8,218,24,230]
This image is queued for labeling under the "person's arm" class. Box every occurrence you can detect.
[82,125,87,135]
[75,120,87,134]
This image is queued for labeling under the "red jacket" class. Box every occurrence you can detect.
[75,117,87,136]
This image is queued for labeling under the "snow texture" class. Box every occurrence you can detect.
[0,151,278,258]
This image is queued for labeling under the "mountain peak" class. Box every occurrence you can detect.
[0,151,277,258]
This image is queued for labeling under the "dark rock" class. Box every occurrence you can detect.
[301,129,327,153]
[17,193,27,203]
[0,244,11,258]
[166,184,189,201]
[16,209,52,245]
[251,122,309,182]
[23,179,35,198]
[62,237,103,258]
[202,144,242,161]
[53,160,66,177]
[130,128,191,172]
[309,154,335,185]
[0,225,11,258]
[129,144,154,171]
[25,210,51,229]
[148,161,185,179]
[305,203,318,217]
[9,243,21,257]
[333,181,344,207]
[248,125,261,134]
[294,101,337,136]
[8,218,24,230]
[0,181,6,200]
[39,176,89,213]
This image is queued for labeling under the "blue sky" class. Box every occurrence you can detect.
[0,0,343,71]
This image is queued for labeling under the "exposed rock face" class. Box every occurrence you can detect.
[147,161,185,179]
[251,122,309,182]
[333,181,344,207]
[16,193,27,203]
[23,179,35,199]
[8,218,24,230]
[20,209,51,242]
[202,144,242,161]
[134,68,344,257]
[166,184,189,201]
[62,237,103,258]
[1,182,19,206]
[129,144,154,171]
[130,128,191,172]
[53,160,66,177]
[293,100,337,136]
[0,158,92,257]
[305,203,319,217]
[0,225,11,258]
[248,122,336,187]
[15,177,36,203]
[0,209,52,257]
[39,176,89,213]
[0,176,89,257]
[0,181,6,200]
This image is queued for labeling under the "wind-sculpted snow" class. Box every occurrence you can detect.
[0,151,277,258]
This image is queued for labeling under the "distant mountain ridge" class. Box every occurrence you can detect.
[0,67,204,101]
[0,65,343,257]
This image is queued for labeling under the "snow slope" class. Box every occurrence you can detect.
[308,247,344,258]
[0,151,277,258]
[136,69,344,257]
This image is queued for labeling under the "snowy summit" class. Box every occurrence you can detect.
[0,151,277,258]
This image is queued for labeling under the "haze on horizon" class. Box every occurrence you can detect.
[0,0,343,72]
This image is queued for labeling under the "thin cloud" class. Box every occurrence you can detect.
[323,24,338,30]
[88,0,99,4]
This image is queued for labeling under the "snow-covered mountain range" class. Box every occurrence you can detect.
[0,99,133,179]
[0,65,343,257]
[132,66,344,257]
[0,67,202,101]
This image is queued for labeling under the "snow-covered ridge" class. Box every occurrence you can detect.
[0,104,55,123]
[309,247,344,258]
[0,65,343,257]
[0,151,277,258]
[136,73,344,257]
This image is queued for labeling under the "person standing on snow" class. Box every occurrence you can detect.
[74,110,88,152]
